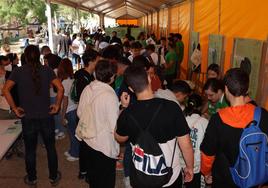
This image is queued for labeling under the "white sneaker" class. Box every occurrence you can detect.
[67,156,79,162]
[64,151,71,158]
[124,176,132,188]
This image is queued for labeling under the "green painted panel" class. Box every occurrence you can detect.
[105,27,128,39]
[131,28,144,40]
[208,34,224,67]
[232,38,263,99]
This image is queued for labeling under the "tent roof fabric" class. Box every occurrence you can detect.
[51,0,185,19]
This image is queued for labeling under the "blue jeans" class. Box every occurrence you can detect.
[66,109,79,157]
[50,97,65,133]
[22,117,58,181]
[58,52,68,59]
[72,53,80,67]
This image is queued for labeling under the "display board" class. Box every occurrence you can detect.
[131,28,144,40]
[258,41,268,106]
[188,31,200,70]
[232,38,264,99]
[208,34,225,70]
[105,27,128,39]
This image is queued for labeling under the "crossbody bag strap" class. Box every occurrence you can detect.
[129,102,163,132]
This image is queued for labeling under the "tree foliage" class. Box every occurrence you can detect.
[56,4,93,24]
[0,0,58,26]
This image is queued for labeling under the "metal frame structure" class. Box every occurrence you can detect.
[50,0,184,19]
[45,0,184,51]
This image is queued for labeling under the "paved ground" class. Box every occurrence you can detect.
[0,135,125,188]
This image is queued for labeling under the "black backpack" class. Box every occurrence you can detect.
[70,75,89,103]
[129,103,177,188]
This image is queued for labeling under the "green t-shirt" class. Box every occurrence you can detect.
[114,75,124,94]
[165,51,177,75]
[176,41,184,63]
[208,95,229,116]
[139,40,147,48]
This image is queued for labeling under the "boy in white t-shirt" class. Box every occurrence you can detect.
[145,44,166,66]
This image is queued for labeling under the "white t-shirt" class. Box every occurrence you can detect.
[154,89,184,110]
[150,52,166,66]
[72,39,85,55]
[179,114,208,173]
[62,78,77,113]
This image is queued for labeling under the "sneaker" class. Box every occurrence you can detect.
[64,151,71,158]
[50,171,61,186]
[55,132,65,140]
[66,156,79,162]
[24,175,37,186]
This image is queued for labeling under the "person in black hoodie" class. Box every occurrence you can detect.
[74,48,100,181]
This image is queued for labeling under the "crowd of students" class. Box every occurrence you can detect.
[0,29,267,188]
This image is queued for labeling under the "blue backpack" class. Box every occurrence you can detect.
[230,107,268,187]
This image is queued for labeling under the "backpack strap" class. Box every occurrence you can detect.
[129,103,163,132]
[170,138,177,167]
[253,107,261,127]
[83,75,89,83]
[146,103,163,131]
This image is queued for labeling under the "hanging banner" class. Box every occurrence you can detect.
[189,31,200,68]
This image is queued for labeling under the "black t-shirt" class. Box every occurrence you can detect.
[110,36,122,45]
[9,64,56,119]
[201,109,268,187]
[116,98,190,144]
[74,68,94,100]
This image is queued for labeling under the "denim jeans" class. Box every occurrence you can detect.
[72,53,81,67]
[66,109,79,157]
[50,97,65,133]
[22,117,58,181]
[58,52,68,59]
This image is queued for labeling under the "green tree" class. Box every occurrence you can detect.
[0,0,58,26]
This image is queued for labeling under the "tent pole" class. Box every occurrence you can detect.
[46,0,54,53]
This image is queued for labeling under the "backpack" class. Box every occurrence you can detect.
[129,103,177,188]
[70,75,89,103]
[230,107,268,187]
